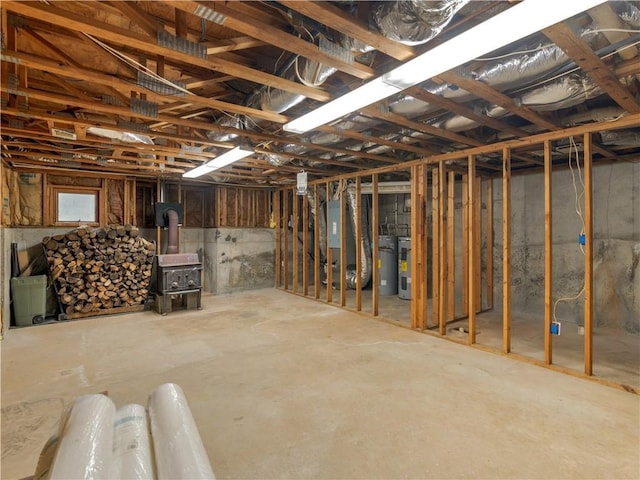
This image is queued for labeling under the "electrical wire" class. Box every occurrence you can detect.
[83,33,195,97]
[552,135,587,325]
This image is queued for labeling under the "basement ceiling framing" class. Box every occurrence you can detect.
[1,1,639,185]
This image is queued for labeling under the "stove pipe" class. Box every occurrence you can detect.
[166,208,179,254]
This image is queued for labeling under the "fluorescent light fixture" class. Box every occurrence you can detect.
[283,78,399,134]
[182,146,253,178]
[283,0,607,134]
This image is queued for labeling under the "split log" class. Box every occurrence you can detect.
[44,225,155,315]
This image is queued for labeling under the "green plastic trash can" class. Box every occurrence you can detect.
[11,275,47,327]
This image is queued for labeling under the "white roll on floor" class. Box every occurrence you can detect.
[148,383,215,479]
[111,404,155,479]
[50,394,116,480]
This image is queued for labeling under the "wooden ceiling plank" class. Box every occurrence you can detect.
[205,36,267,54]
[1,91,401,167]
[436,72,560,131]
[170,1,375,80]
[363,106,484,147]
[406,86,530,138]
[2,1,330,102]
[1,50,287,123]
[104,1,161,38]
[278,1,415,62]
[543,23,640,114]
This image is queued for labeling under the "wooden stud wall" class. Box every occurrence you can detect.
[273,117,640,392]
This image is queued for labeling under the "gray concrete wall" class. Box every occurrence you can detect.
[204,228,275,294]
[492,161,639,333]
[1,226,275,337]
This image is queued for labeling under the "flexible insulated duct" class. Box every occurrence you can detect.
[519,73,603,111]
[345,186,372,289]
[600,129,640,146]
[261,57,336,113]
[307,188,327,263]
[373,0,470,46]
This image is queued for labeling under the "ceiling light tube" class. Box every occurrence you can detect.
[183,146,253,178]
[283,0,607,134]
[283,78,401,134]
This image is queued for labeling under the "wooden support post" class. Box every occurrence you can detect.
[314,186,321,299]
[411,165,427,330]
[302,191,309,296]
[431,167,440,328]
[274,190,281,288]
[283,189,290,291]
[292,192,299,294]
[474,176,482,311]
[544,140,553,365]
[371,175,379,317]
[468,155,477,345]
[326,182,333,303]
[355,177,363,311]
[584,133,593,375]
[340,183,347,306]
[447,171,456,322]
[438,162,447,336]
[461,174,469,316]
[502,148,512,353]
[486,178,494,310]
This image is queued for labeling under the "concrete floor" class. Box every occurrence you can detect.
[314,286,640,389]
[2,288,639,479]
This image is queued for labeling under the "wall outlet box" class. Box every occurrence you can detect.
[550,322,561,335]
[578,234,586,246]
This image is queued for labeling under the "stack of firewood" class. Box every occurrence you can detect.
[44,225,155,315]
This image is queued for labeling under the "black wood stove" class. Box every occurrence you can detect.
[154,253,202,314]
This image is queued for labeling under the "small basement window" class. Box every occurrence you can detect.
[53,188,100,225]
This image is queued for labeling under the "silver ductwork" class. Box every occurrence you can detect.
[206,115,243,143]
[620,1,640,28]
[261,56,337,113]
[307,188,327,263]
[345,186,373,289]
[373,0,470,46]
[562,106,627,126]
[599,129,640,146]
[519,74,603,111]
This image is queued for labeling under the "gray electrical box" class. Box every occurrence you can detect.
[328,200,341,248]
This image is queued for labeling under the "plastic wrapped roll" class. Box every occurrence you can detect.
[148,383,215,479]
[50,394,116,479]
[111,404,155,479]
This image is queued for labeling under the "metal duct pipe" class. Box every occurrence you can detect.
[373,0,470,46]
[599,129,640,146]
[620,1,640,27]
[562,106,626,126]
[345,186,372,289]
[261,57,337,113]
[519,73,603,111]
[166,208,179,254]
[307,189,327,263]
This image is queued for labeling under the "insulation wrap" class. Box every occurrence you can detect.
[111,404,155,479]
[50,394,116,480]
[148,383,215,479]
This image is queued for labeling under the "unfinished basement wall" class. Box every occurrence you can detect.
[492,161,640,334]
[204,228,275,294]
